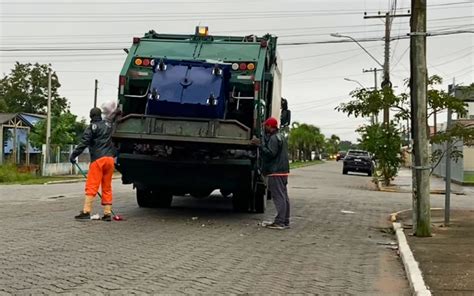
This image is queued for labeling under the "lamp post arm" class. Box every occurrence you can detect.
[332,33,384,68]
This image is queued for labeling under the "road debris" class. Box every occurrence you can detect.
[341,210,355,214]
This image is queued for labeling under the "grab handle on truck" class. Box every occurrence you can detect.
[124,83,151,99]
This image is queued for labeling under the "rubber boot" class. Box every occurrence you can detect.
[83,195,95,214]
[102,205,112,222]
[75,195,94,220]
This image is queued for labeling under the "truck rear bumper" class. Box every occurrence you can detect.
[117,153,253,192]
[113,114,252,147]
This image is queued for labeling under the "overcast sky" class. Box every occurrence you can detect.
[0,0,473,142]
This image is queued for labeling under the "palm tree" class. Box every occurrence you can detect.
[327,134,340,155]
[288,122,325,161]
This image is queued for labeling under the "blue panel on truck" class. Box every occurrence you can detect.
[146,60,230,119]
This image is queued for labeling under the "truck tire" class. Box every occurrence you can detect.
[220,189,232,198]
[190,189,213,199]
[232,191,249,212]
[255,190,267,214]
[153,190,173,208]
[254,183,266,214]
[136,188,153,208]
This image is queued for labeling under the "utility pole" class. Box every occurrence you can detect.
[445,80,455,226]
[364,11,410,125]
[410,0,431,237]
[94,79,98,108]
[45,68,52,164]
[363,68,383,124]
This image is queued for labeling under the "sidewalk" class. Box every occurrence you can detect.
[379,166,474,195]
[386,168,474,295]
[398,209,474,296]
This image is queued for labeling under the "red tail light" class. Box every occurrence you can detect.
[254,81,261,92]
[142,59,150,66]
[119,75,126,86]
[119,75,126,95]
[239,63,247,71]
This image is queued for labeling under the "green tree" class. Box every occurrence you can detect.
[337,75,470,174]
[30,112,85,149]
[326,134,340,154]
[0,62,68,115]
[358,123,402,185]
[288,122,325,161]
[339,140,357,151]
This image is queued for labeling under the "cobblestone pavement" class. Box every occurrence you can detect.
[5,161,472,294]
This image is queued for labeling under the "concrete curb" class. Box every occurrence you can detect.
[44,175,121,185]
[44,179,84,185]
[392,222,431,296]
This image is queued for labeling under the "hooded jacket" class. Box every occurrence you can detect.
[261,131,290,176]
[71,116,116,162]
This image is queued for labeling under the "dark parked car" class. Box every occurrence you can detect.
[336,151,347,161]
[343,150,374,176]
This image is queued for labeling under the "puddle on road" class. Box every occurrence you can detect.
[47,195,66,200]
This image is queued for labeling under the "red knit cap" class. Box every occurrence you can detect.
[263,117,278,128]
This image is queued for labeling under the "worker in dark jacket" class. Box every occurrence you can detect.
[70,107,116,221]
[252,117,290,230]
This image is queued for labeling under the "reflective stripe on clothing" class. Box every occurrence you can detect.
[85,156,115,205]
[268,173,290,177]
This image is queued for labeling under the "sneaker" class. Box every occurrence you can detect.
[261,220,274,227]
[265,223,286,230]
[101,214,112,222]
[75,211,90,220]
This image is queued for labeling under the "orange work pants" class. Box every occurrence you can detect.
[85,156,115,205]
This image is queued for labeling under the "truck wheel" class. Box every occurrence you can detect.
[136,188,153,208]
[220,189,232,198]
[254,183,266,214]
[232,191,249,212]
[153,190,173,208]
[190,189,213,199]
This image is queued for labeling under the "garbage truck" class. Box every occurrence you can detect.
[113,27,288,213]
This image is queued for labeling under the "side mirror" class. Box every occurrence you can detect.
[280,109,291,128]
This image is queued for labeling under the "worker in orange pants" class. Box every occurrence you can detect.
[70,107,116,221]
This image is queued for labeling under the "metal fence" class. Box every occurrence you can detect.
[431,141,464,184]
[41,144,90,176]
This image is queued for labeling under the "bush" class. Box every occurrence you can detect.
[358,122,402,186]
[0,164,35,183]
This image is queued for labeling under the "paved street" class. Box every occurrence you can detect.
[1,161,472,295]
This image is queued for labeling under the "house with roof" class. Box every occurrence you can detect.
[432,85,474,184]
[0,113,46,166]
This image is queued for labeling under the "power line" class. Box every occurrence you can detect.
[2,0,470,6]
[429,50,473,68]
[1,24,471,48]
[1,22,470,40]
[286,52,364,77]
[0,30,471,54]
[392,46,410,70]
[284,45,381,61]
[1,14,471,23]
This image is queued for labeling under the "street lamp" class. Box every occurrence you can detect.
[330,33,383,68]
[344,78,366,89]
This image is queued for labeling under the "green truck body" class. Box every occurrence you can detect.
[113,28,283,212]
